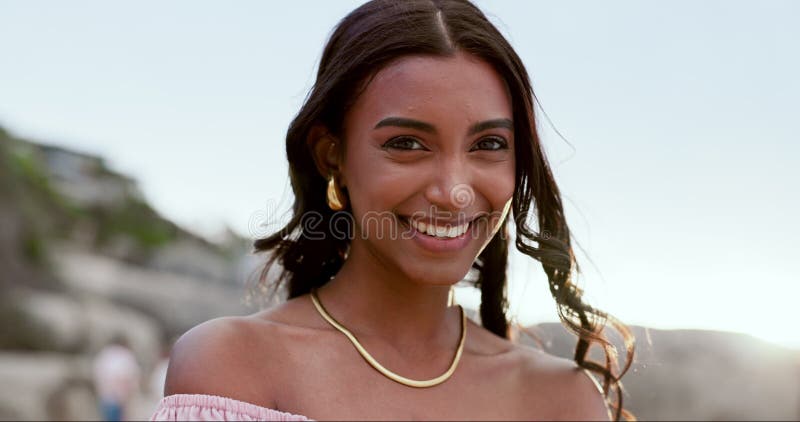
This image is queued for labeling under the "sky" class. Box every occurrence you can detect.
[1,1,798,348]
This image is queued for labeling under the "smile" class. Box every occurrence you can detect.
[406,218,470,238]
[396,214,481,252]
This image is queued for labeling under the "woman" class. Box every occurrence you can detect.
[152,0,634,420]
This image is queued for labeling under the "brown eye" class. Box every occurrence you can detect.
[383,136,427,151]
[471,136,508,151]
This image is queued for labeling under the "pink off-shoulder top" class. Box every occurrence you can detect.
[151,394,311,421]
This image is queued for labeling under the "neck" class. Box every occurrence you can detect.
[315,240,461,356]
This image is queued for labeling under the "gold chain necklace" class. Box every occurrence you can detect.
[309,287,466,388]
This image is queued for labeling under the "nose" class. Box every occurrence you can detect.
[423,157,475,215]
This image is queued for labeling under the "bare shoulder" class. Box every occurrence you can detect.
[456,321,610,420]
[163,313,292,407]
[511,344,612,421]
[164,316,270,400]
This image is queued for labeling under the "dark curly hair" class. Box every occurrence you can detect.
[252,0,635,419]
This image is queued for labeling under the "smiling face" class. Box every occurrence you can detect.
[337,51,516,285]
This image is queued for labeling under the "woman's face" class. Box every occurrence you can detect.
[340,50,515,285]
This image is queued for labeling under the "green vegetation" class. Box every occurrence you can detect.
[21,231,46,265]
[0,124,233,263]
[92,196,179,252]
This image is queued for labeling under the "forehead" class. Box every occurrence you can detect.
[347,51,513,128]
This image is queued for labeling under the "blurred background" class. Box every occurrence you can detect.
[1,0,798,420]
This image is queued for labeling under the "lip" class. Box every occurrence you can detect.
[398,216,475,253]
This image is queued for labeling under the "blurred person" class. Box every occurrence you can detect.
[151,0,635,420]
[93,335,141,422]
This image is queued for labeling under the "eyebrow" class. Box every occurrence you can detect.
[373,117,513,136]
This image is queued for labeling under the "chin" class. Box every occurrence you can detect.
[400,260,472,286]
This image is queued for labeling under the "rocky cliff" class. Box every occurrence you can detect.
[519,323,800,420]
[0,126,257,419]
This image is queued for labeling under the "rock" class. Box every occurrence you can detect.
[146,238,233,284]
[14,288,162,370]
[18,290,85,353]
[518,322,800,420]
[0,352,162,420]
[0,353,94,420]
[51,247,252,338]
[46,376,98,421]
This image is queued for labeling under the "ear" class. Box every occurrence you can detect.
[307,125,346,187]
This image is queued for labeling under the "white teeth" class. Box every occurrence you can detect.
[446,226,458,237]
[426,224,437,237]
[425,224,436,236]
[408,218,470,238]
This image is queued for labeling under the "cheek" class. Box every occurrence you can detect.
[343,146,413,215]
[476,162,515,235]
[476,159,515,209]
[495,166,516,204]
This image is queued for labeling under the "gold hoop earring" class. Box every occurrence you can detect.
[326,174,346,211]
